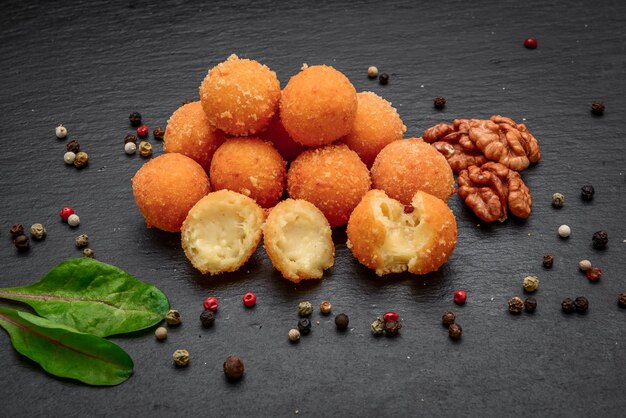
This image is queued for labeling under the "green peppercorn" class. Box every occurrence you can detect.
[66,139,80,153]
[10,224,24,238]
[524,297,537,313]
[153,126,165,141]
[173,349,189,367]
[75,234,89,248]
[442,311,456,325]
[200,310,215,328]
[139,141,152,157]
[561,298,576,313]
[448,323,462,340]
[14,235,30,252]
[298,301,313,317]
[522,276,539,292]
[74,151,89,168]
[508,296,524,313]
[83,248,94,258]
[165,309,182,325]
[29,223,46,240]
[371,318,385,335]
[551,192,565,208]
[574,296,589,313]
[334,313,349,331]
[223,355,244,381]
[384,320,401,337]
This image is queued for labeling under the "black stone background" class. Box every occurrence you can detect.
[0,0,625,416]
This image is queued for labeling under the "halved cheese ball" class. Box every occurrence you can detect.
[263,199,334,282]
[181,190,264,275]
[346,189,457,276]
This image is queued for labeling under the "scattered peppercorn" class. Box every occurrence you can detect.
[240,292,255,307]
[83,248,94,258]
[64,151,76,165]
[297,318,311,335]
[13,235,30,252]
[67,214,80,227]
[124,142,137,155]
[165,309,182,325]
[383,311,399,322]
[618,293,626,308]
[579,259,592,271]
[137,125,149,138]
[138,141,152,157]
[288,328,301,342]
[319,301,332,314]
[442,311,456,326]
[10,224,24,238]
[59,206,75,222]
[203,296,219,312]
[29,223,46,240]
[561,298,576,313]
[74,234,89,248]
[580,185,595,201]
[592,230,608,249]
[55,124,67,139]
[574,296,589,313]
[523,37,538,49]
[384,320,401,337]
[334,313,349,331]
[66,140,80,154]
[551,192,565,208]
[371,318,385,335]
[129,112,142,127]
[453,290,467,305]
[223,355,244,381]
[522,276,540,292]
[508,296,524,314]
[74,151,89,168]
[448,323,462,340]
[433,96,446,109]
[591,101,605,116]
[524,297,537,313]
[367,66,378,78]
[173,349,190,367]
[298,301,313,317]
[403,204,414,214]
[153,126,165,141]
[543,255,554,268]
[378,73,389,85]
[586,267,602,282]
[558,224,571,238]
[124,134,138,144]
[155,326,168,340]
[200,310,215,328]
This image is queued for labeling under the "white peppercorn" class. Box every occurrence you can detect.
[367,66,378,78]
[55,124,67,139]
[288,328,301,342]
[155,326,167,340]
[67,214,80,227]
[558,224,571,238]
[124,142,137,155]
[579,259,592,271]
[64,151,76,165]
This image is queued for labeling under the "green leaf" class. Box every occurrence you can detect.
[0,258,169,337]
[0,306,133,386]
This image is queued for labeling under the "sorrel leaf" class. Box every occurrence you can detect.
[0,258,169,337]
[0,306,133,386]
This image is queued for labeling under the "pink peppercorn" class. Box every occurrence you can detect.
[586,267,602,282]
[454,290,467,305]
[524,37,538,49]
[242,292,256,307]
[137,125,149,138]
[203,296,219,312]
[383,311,399,322]
[59,206,75,222]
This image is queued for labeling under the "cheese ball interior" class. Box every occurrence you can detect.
[347,189,457,276]
[280,64,357,147]
[371,138,455,204]
[163,101,225,172]
[181,190,264,275]
[132,153,210,232]
[263,199,334,282]
[199,54,280,136]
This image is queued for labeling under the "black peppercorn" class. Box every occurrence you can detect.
[592,230,608,249]
[580,185,595,201]
[442,311,456,326]
[124,134,138,144]
[378,73,389,85]
[618,293,626,308]
[434,96,446,109]
[200,310,215,328]
[297,318,311,335]
[448,323,462,340]
[153,126,165,141]
[334,313,349,331]
[223,355,244,381]
[10,224,24,238]
[574,296,589,313]
[561,298,576,313]
[384,320,401,337]
[14,234,30,251]
[591,101,605,116]
[543,255,554,268]
[66,139,80,153]
[524,297,537,313]
[129,112,142,126]
[508,296,524,314]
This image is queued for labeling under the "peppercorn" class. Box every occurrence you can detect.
[543,255,554,268]
[10,224,24,238]
[574,296,589,313]
[586,267,602,282]
[403,204,414,214]
[508,296,524,314]
[137,125,149,138]
[522,276,539,292]
[66,139,80,153]
[448,323,462,340]
[83,248,94,258]
[579,259,592,271]
[155,326,168,340]
[453,290,467,305]
[124,134,138,144]
[378,73,389,85]
[561,298,576,313]
[558,225,571,238]
[153,126,165,141]
[138,141,152,157]
[242,292,256,307]
[581,185,595,201]
[297,318,311,335]
[124,142,137,155]
[371,318,385,335]
[551,192,564,208]
[433,96,446,110]
[618,292,626,308]
[203,296,218,312]
[74,151,89,168]
[55,124,67,139]
[29,223,46,240]
[59,206,74,222]
[334,313,349,331]
[165,309,182,325]
[288,328,301,342]
[592,230,608,249]
[384,320,401,337]
[524,297,537,313]
[223,355,244,381]
[173,349,190,367]
[64,151,76,165]
[75,234,89,248]
[13,235,30,252]
[200,310,215,328]
[298,301,313,317]
[591,101,605,116]
[523,37,538,49]
[367,66,378,78]
[383,311,399,322]
[319,301,332,314]
[442,311,456,326]
[129,112,142,127]
[67,214,80,227]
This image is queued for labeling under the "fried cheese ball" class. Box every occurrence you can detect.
[287,144,370,227]
[199,54,280,136]
[210,137,286,208]
[132,153,210,232]
[341,92,406,167]
[280,64,357,146]
[371,138,455,204]
[347,189,458,276]
[181,190,264,275]
[259,115,307,162]
[263,199,334,282]
[163,101,225,171]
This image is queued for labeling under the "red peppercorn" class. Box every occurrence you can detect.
[586,267,602,282]
[242,292,256,307]
[137,125,149,138]
[453,290,467,305]
[524,37,537,49]
[383,311,399,322]
[203,296,219,312]
[59,206,75,222]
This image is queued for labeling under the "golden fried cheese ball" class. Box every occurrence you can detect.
[263,199,334,282]
[341,91,406,167]
[163,101,225,171]
[280,64,357,147]
[210,137,286,208]
[132,153,210,232]
[347,189,458,276]
[258,115,307,162]
[181,190,264,275]
[287,144,370,227]
[199,54,280,136]
[371,138,455,204]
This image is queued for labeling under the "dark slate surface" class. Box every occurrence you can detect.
[1,0,625,416]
